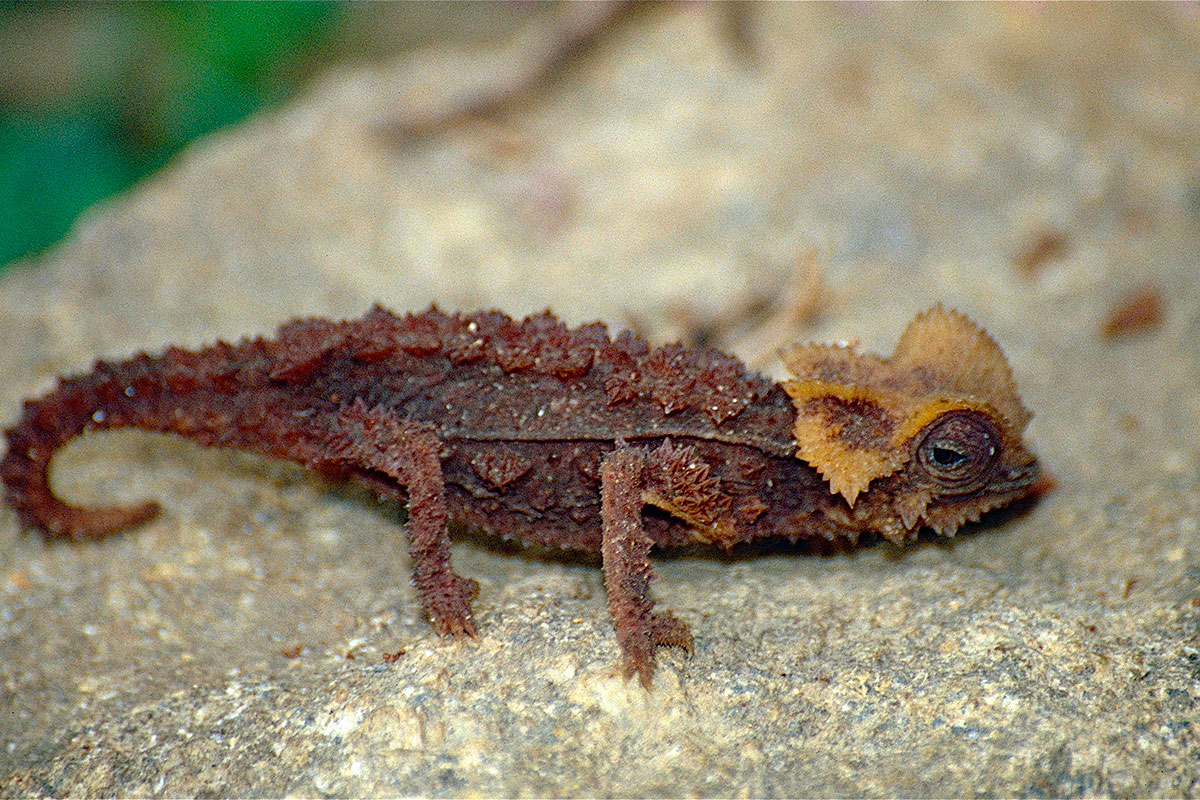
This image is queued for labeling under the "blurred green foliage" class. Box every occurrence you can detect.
[0,2,343,271]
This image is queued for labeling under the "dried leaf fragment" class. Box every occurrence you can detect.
[1101,283,1163,340]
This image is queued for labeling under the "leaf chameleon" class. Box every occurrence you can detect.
[2,305,1040,685]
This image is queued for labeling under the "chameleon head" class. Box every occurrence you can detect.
[781,306,1040,542]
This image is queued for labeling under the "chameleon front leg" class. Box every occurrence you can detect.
[326,400,478,638]
[599,447,694,687]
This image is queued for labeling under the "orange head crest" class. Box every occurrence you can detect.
[781,306,1039,538]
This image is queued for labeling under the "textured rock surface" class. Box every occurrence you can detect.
[2,5,1198,797]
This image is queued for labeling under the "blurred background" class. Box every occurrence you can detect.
[2,5,1199,796]
[0,2,536,272]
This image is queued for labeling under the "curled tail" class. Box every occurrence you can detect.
[2,342,274,541]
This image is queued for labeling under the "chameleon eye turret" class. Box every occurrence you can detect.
[912,410,1000,493]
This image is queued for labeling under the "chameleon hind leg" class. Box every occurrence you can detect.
[599,446,694,688]
[326,400,478,638]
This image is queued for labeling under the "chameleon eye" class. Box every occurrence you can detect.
[914,411,999,492]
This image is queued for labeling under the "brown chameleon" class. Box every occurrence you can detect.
[1,305,1040,685]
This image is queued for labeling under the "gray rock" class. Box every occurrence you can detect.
[1,5,1197,797]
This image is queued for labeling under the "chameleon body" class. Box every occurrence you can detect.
[1,305,1040,684]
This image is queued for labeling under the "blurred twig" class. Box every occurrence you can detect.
[378,1,758,140]
[728,247,827,370]
[379,2,634,140]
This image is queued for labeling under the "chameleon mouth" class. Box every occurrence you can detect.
[916,455,1042,537]
[964,457,1044,508]
[992,457,1042,498]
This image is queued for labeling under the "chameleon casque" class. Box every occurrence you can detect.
[1,304,1040,685]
